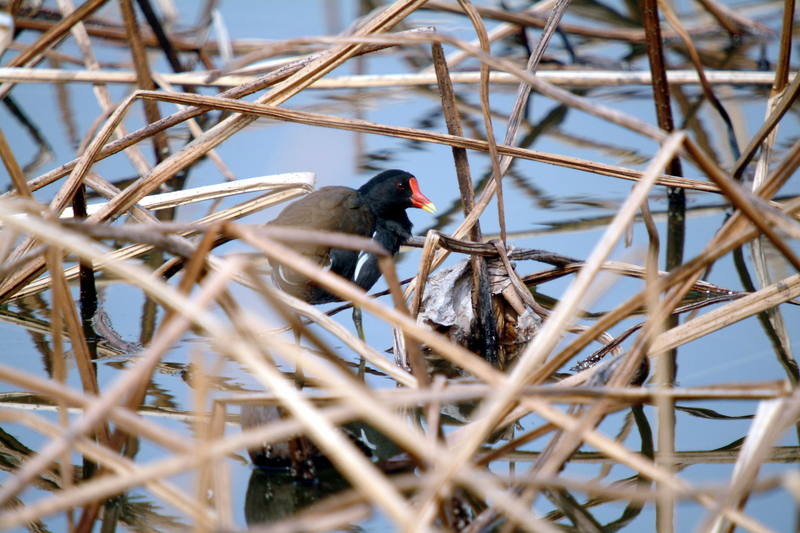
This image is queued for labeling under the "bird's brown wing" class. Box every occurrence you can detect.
[269,186,373,234]
[267,186,375,301]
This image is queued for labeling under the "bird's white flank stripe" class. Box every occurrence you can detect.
[353,231,378,282]
[353,252,370,282]
[277,265,301,286]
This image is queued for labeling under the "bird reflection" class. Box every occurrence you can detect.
[241,404,414,528]
[244,467,351,527]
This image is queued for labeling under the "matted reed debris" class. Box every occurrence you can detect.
[0,0,798,531]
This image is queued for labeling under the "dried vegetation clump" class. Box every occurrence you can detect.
[0,0,798,531]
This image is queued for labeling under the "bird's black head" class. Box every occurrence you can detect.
[357,169,436,217]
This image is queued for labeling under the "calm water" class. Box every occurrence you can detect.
[1,1,799,531]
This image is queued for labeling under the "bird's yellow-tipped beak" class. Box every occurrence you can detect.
[409,177,436,214]
[420,201,437,214]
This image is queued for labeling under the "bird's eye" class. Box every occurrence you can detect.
[396,183,404,189]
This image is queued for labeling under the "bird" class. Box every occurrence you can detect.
[242,170,434,476]
[267,169,436,330]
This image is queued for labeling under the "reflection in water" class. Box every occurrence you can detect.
[241,405,416,528]
[244,468,351,527]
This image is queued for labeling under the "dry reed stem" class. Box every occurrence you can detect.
[642,161,675,533]
[57,172,314,218]
[428,132,686,493]
[503,449,799,466]
[683,138,800,271]
[0,0,108,96]
[210,401,233,527]
[4,2,430,299]
[118,0,167,161]
[190,352,222,527]
[153,74,236,181]
[429,40,494,369]
[746,0,798,376]
[230,225,499,380]
[208,25,438,80]
[44,246,73,523]
[704,399,790,532]
[455,0,507,245]
[379,252,429,386]
[772,0,795,91]
[0,410,214,523]
[750,70,797,397]
[421,0,556,73]
[220,379,789,408]
[8,185,309,301]
[497,0,568,172]
[522,260,736,294]
[143,90,714,192]
[0,206,420,523]
[0,128,31,197]
[0,66,786,87]
[46,242,110,443]
[429,44,474,220]
[0,201,242,505]
[1,1,795,529]
[650,272,800,355]
[733,70,800,179]
[263,289,417,387]
[209,262,549,530]
[425,0,650,41]
[409,229,440,318]
[228,315,558,533]
[700,0,772,34]
[658,0,740,158]
[55,0,152,183]
[0,364,193,453]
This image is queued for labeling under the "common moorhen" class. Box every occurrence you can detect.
[268,169,436,312]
